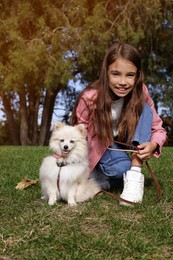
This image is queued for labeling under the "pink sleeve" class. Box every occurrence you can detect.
[143,84,167,157]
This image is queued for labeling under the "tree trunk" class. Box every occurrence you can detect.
[32,96,40,145]
[0,92,20,145]
[38,87,59,145]
[28,88,40,145]
[19,90,31,145]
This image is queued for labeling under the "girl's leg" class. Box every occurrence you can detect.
[132,103,153,145]
[120,103,153,205]
[96,143,131,189]
[95,104,153,189]
[98,143,131,178]
[131,103,153,167]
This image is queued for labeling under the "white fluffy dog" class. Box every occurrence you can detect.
[39,122,101,206]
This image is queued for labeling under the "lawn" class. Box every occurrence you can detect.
[0,146,173,260]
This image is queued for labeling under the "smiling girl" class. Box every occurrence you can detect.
[71,42,166,205]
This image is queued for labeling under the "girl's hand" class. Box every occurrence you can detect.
[136,142,158,161]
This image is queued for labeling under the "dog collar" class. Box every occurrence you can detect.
[52,154,62,159]
[56,162,67,167]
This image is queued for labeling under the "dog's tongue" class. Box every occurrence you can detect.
[62,150,70,154]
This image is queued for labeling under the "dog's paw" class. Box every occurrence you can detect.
[41,195,47,201]
[67,200,77,207]
[48,197,57,206]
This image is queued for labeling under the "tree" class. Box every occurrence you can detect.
[0,0,80,145]
[0,0,172,145]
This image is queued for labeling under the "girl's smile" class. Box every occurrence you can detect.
[108,57,137,98]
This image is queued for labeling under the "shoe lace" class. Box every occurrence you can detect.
[124,178,143,194]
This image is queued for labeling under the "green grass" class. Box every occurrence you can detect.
[0,146,173,260]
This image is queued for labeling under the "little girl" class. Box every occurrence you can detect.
[71,42,167,205]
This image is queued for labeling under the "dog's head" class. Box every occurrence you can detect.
[49,122,87,157]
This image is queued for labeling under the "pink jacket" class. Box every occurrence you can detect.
[75,84,167,172]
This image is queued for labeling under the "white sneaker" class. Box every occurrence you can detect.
[119,170,144,206]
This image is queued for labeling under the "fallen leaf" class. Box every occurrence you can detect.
[15,178,39,190]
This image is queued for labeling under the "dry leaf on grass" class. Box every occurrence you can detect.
[15,178,39,190]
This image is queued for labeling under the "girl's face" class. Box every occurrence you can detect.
[108,57,137,98]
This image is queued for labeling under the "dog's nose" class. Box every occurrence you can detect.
[63,145,68,150]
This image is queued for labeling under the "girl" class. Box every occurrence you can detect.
[71,42,167,205]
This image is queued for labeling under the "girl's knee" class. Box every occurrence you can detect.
[115,159,131,177]
[98,158,131,178]
[143,103,153,120]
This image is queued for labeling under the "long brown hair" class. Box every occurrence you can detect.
[71,42,144,144]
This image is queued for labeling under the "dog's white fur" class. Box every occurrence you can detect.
[39,122,101,206]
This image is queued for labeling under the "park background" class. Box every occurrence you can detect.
[0,0,173,146]
[0,1,173,259]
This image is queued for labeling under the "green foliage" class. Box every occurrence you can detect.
[0,146,173,259]
[0,0,173,145]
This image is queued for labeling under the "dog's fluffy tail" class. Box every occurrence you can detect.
[75,179,101,203]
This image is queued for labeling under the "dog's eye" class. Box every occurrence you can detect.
[60,139,64,142]
[70,140,74,143]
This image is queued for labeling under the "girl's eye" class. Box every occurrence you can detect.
[112,72,120,76]
[127,73,136,77]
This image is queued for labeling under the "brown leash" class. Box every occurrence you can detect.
[53,154,66,194]
[56,167,61,193]
[95,140,162,205]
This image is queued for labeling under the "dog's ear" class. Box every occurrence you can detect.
[75,124,87,137]
[51,122,64,131]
